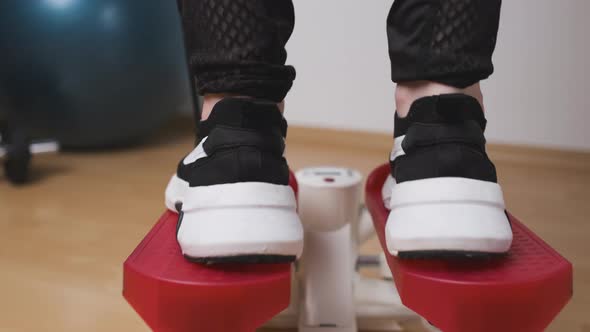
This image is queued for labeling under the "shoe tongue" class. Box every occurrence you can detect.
[197,98,287,138]
[395,94,487,137]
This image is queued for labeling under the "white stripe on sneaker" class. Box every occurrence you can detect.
[390,135,406,162]
[183,136,209,165]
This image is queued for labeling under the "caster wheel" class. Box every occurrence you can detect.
[2,129,31,185]
[4,153,31,184]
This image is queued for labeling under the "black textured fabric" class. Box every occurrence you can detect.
[203,127,285,157]
[402,121,486,154]
[177,98,289,186]
[392,94,497,183]
[198,97,288,138]
[394,93,486,137]
[178,0,501,99]
[387,0,502,88]
[178,0,295,102]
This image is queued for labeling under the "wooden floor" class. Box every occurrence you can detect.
[0,118,588,332]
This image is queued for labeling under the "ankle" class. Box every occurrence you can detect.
[395,81,484,118]
[201,94,284,120]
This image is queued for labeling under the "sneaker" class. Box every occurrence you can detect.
[165,97,304,263]
[385,94,513,258]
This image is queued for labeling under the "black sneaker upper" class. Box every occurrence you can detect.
[391,94,497,184]
[177,97,290,187]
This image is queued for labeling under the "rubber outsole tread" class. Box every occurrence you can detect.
[184,254,297,265]
[398,250,508,260]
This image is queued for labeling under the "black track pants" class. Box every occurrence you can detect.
[178,0,501,101]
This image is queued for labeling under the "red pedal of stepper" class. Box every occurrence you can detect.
[123,211,291,332]
[365,164,573,332]
[123,175,298,332]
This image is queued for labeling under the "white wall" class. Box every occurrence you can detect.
[285,1,590,151]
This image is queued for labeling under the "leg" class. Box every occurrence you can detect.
[178,0,295,119]
[384,0,513,257]
[168,0,303,263]
[388,0,501,115]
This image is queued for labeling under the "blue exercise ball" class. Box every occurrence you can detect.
[0,0,192,148]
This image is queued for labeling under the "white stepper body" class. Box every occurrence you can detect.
[263,167,438,332]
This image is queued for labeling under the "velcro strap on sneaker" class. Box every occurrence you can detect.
[203,126,285,156]
[401,121,486,154]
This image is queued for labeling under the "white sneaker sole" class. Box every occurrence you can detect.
[385,177,513,256]
[165,176,304,260]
